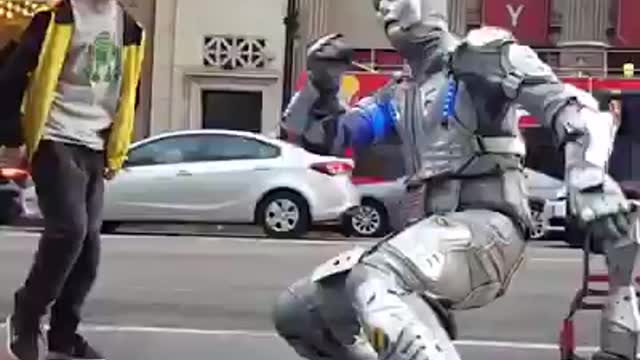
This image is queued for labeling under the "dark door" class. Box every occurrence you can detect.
[201,90,263,132]
[610,93,640,182]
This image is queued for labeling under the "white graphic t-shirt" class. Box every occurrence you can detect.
[43,0,124,150]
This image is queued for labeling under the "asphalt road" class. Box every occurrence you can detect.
[0,229,613,360]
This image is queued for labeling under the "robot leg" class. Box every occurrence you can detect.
[344,264,460,360]
[343,210,527,360]
[595,208,640,360]
[273,276,377,360]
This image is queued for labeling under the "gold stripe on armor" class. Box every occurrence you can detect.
[370,327,389,353]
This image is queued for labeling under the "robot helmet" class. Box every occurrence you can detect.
[373,0,448,31]
[372,0,452,70]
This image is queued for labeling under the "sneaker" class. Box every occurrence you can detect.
[5,314,45,360]
[47,334,104,360]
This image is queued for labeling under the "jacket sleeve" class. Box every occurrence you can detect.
[0,11,50,147]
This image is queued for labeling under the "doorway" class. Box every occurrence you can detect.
[201,90,263,132]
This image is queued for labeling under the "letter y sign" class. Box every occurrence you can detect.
[506,3,525,27]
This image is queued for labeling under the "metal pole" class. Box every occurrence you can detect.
[282,0,299,112]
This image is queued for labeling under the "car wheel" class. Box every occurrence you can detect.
[565,221,584,248]
[0,195,23,225]
[257,191,310,239]
[565,220,606,254]
[528,199,548,240]
[345,199,390,238]
[101,221,120,234]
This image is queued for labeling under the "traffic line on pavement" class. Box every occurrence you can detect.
[0,323,600,352]
[529,257,582,263]
[0,228,373,244]
[195,237,374,246]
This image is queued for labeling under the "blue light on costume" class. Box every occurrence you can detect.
[442,78,458,127]
[361,99,397,143]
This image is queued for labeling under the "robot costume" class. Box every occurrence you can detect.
[275,1,640,359]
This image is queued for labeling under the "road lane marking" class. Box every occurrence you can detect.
[0,231,584,253]
[1,230,586,259]
[0,229,371,245]
[530,257,581,263]
[0,324,601,352]
[196,237,371,245]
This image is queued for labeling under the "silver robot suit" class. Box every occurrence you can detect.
[275,1,640,360]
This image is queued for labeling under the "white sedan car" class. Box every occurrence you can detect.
[24,129,360,238]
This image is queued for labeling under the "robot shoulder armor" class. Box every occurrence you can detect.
[506,44,554,78]
[464,26,514,47]
[563,83,600,110]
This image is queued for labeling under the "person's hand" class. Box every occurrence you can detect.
[103,168,118,180]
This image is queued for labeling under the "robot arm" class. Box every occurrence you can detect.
[282,34,396,156]
[505,42,639,360]
[283,83,398,156]
[505,44,630,237]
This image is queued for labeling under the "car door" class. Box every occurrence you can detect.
[103,134,208,221]
[169,134,282,222]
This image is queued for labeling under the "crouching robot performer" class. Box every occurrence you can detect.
[274,0,640,359]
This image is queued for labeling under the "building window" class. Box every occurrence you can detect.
[203,35,268,70]
[201,90,263,132]
[607,50,640,77]
[351,49,406,72]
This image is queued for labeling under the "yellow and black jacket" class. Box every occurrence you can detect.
[0,0,145,171]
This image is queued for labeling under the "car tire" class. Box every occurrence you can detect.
[344,198,390,238]
[101,221,120,234]
[528,198,548,240]
[257,191,310,239]
[0,195,23,225]
[565,221,584,248]
[565,219,606,254]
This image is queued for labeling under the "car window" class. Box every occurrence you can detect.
[126,134,279,167]
[126,135,208,166]
[197,135,280,161]
[352,130,406,180]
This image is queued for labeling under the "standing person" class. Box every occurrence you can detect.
[0,1,145,359]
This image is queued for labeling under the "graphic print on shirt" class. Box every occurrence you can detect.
[83,31,121,86]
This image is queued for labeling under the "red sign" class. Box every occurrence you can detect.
[616,0,640,47]
[295,71,391,106]
[294,71,640,130]
[482,0,550,46]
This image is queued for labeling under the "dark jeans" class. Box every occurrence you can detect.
[14,140,105,350]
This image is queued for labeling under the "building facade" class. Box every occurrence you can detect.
[150,0,288,137]
[4,1,638,138]
[290,0,640,87]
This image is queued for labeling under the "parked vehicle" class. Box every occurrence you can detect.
[524,168,566,239]
[0,167,29,225]
[23,129,360,238]
[343,176,406,237]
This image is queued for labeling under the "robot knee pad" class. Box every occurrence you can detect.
[344,264,460,360]
[272,283,335,360]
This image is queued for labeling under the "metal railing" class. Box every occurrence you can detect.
[350,47,640,78]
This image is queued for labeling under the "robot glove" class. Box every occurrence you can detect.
[569,175,632,242]
[306,34,355,92]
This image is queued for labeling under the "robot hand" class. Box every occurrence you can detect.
[569,173,632,244]
[306,33,354,92]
